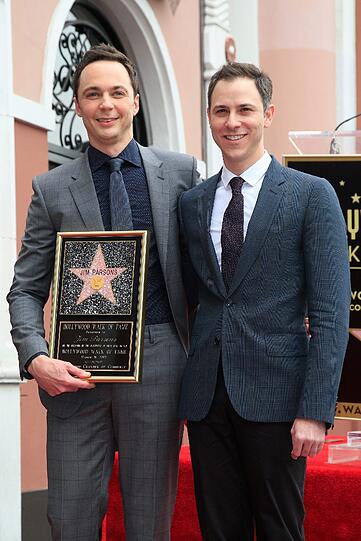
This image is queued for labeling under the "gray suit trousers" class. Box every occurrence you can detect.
[47,323,186,541]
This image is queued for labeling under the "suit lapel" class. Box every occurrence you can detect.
[68,152,104,231]
[228,158,286,295]
[198,173,227,297]
[139,146,168,270]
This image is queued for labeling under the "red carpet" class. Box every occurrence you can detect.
[103,442,361,540]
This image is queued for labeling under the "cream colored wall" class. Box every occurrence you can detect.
[12,0,58,100]
[149,0,202,159]
[258,0,336,160]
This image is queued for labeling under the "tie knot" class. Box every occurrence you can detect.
[108,157,124,173]
[230,176,244,194]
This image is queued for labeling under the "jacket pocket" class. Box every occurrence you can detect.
[265,333,309,357]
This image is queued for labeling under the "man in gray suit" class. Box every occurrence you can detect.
[178,63,350,540]
[8,44,198,541]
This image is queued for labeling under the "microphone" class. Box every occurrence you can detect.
[329,112,361,154]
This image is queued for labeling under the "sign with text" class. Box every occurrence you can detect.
[49,231,149,382]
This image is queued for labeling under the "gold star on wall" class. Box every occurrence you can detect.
[339,180,345,186]
[351,193,361,204]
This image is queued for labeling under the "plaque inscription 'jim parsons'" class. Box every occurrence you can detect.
[49,231,149,382]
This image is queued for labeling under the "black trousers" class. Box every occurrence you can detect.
[187,370,306,541]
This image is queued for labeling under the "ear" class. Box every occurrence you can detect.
[207,107,211,125]
[264,104,275,128]
[74,97,82,117]
[133,94,140,117]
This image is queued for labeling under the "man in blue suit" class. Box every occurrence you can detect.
[178,63,350,540]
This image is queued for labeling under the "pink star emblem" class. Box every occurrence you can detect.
[70,244,126,305]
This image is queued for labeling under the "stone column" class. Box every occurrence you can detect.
[0,1,21,539]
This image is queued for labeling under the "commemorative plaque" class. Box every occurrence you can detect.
[49,231,149,382]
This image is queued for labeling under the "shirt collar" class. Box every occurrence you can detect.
[221,151,272,188]
[88,139,142,173]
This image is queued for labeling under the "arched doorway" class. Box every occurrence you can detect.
[44,0,185,161]
[49,1,148,166]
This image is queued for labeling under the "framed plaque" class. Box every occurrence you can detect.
[49,231,149,382]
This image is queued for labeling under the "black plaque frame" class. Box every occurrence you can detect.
[283,154,361,419]
[49,231,149,382]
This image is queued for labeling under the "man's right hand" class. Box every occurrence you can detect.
[27,354,96,396]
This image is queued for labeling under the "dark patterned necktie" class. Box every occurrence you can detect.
[221,176,245,289]
[108,157,133,231]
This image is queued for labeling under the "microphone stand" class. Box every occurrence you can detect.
[329,113,361,154]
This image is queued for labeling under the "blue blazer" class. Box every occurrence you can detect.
[178,157,350,425]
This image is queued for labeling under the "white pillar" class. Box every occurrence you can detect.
[335,0,356,153]
[228,0,259,66]
[202,0,231,176]
[0,1,21,539]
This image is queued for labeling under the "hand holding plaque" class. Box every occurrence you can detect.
[49,231,149,382]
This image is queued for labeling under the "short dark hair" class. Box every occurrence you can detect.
[207,62,273,111]
[72,43,139,98]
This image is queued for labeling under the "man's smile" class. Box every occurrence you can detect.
[224,134,247,141]
[96,117,119,123]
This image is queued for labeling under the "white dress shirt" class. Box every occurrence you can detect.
[210,151,272,268]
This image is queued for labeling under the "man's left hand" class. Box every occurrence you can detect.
[290,418,325,459]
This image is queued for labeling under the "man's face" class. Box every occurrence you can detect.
[207,77,274,175]
[75,60,139,155]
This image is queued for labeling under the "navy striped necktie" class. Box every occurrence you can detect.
[108,157,133,231]
[221,176,245,289]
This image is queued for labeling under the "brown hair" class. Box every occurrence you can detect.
[208,62,273,111]
[73,43,139,98]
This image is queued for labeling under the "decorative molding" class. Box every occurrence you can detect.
[12,94,55,131]
[202,0,230,77]
[203,0,230,31]
[42,0,75,110]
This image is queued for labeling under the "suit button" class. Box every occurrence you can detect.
[225,299,233,307]
[214,337,220,345]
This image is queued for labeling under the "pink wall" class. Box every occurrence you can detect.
[259,0,336,160]
[149,0,202,159]
[15,121,49,491]
[11,0,57,100]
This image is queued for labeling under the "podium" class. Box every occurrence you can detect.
[288,129,361,155]
[283,130,361,420]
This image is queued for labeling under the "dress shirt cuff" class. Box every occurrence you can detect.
[22,352,48,380]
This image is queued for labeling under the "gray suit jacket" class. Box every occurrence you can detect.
[178,157,350,425]
[8,144,198,415]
